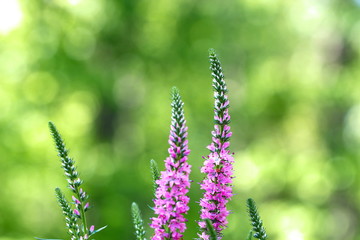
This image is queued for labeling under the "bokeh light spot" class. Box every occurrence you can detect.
[234,152,260,191]
[296,170,333,204]
[19,113,49,155]
[64,27,96,60]
[288,229,304,240]
[68,0,82,5]
[0,0,22,34]
[54,91,98,137]
[23,72,59,104]
[344,104,360,145]
[0,86,12,120]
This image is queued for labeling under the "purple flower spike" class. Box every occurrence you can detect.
[198,50,234,239]
[150,87,191,240]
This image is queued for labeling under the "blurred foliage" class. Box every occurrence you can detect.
[0,0,360,240]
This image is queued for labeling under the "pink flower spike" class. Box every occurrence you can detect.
[198,50,234,239]
[89,225,95,233]
[150,88,191,240]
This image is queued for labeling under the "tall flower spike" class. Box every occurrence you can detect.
[198,49,234,239]
[132,202,147,240]
[150,87,191,240]
[49,122,90,237]
[247,198,267,240]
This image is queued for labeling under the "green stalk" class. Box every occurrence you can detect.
[78,190,88,233]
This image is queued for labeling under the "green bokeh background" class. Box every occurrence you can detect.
[1,0,360,239]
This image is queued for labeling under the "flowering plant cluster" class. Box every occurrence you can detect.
[40,49,268,240]
[132,50,268,240]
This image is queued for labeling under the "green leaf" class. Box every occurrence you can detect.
[90,225,107,235]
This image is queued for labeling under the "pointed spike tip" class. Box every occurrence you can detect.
[131,202,138,211]
[171,86,179,98]
[48,121,57,131]
[48,121,56,131]
[54,188,62,196]
[150,159,160,180]
[247,198,255,208]
[48,121,60,141]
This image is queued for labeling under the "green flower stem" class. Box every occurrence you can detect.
[205,219,217,240]
[78,191,88,233]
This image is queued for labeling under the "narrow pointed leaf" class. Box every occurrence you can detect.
[90,225,107,235]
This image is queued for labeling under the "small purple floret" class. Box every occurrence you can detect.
[73,209,80,216]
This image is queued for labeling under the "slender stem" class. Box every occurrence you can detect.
[77,190,88,233]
